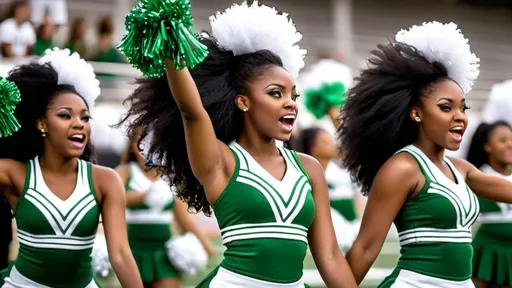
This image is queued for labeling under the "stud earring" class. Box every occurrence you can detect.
[242,107,248,112]
[415,117,421,122]
[41,128,46,137]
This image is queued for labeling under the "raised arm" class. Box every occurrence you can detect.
[346,153,417,284]
[450,157,512,203]
[164,60,232,199]
[0,159,25,197]
[95,166,143,288]
[298,153,357,288]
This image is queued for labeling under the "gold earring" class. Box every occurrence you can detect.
[41,128,46,137]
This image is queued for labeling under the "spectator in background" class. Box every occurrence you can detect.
[0,0,36,58]
[30,0,68,27]
[90,16,125,63]
[64,17,87,56]
[31,16,56,56]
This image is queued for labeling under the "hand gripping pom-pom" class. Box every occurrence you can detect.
[118,0,208,77]
[0,77,21,138]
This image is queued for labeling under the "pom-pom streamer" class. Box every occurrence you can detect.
[0,77,21,137]
[118,0,208,77]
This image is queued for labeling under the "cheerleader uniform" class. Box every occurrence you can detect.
[1,157,100,288]
[379,145,480,288]
[196,142,315,288]
[325,161,358,221]
[125,162,179,283]
[472,164,512,285]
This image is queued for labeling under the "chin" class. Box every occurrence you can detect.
[275,133,292,142]
[445,143,461,152]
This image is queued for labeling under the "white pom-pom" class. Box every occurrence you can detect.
[38,48,101,111]
[166,233,208,275]
[300,59,353,92]
[210,1,306,79]
[395,21,480,94]
[481,80,512,125]
[90,103,129,155]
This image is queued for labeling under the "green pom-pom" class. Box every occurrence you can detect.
[0,77,21,137]
[118,0,208,77]
[304,82,346,120]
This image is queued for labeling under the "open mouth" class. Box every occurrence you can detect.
[449,127,464,141]
[279,115,296,132]
[68,134,86,146]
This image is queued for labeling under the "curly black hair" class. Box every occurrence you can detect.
[0,63,96,163]
[118,32,283,216]
[466,121,511,169]
[338,41,450,195]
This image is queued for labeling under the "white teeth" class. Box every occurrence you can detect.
[283,115,295,119]
[450,127,463,131]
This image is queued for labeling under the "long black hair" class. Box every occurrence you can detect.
[466,121,511,169]
[0,63,96,163]
[338,41,449,195]
[118,32,283,215]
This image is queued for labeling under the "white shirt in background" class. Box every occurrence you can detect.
[0,19,36,57]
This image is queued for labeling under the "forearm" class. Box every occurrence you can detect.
[125,191,146,207]
[110,249,143,288]
[164,58,204,119]
[316,250,357,287]
[345,244,378,284]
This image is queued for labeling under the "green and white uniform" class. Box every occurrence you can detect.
[472,164,512,285]
[125,162,178,282]
[325,161,358,221]
[197,142,315,288]
[380,145,480,288]
[1,157,100,288]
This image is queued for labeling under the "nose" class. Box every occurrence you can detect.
[283,97,298,111]
[72,117,85,129]
[453,108,466,123]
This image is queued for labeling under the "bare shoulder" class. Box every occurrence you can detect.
[91,164,123,184]
[446,156,475,178]
[376,152,421,188]
[296,152,324,178]
[0,159,26,191]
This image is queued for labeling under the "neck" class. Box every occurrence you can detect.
[488,158,512,176]
[238,131,279,158]
[39,147,78,175]
[413,137,445,165]
[14,17,24,25]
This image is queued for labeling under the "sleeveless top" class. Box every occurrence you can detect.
[212,142,315,283]
[325,161,358,221]
[475,164,512,239]
[394,145,480,281]
[14,156,100,287]
[125,162,174,249]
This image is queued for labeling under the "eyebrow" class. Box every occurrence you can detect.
[438,97,466,103]
[50,106,89,113]
[265,83,297,90]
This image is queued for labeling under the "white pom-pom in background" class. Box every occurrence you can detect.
[482,80,512,125]
[166,233,208,275]
[395,21,480,94]
[91,103,129,155]
[38,48,101,111]
[210,1,306,80]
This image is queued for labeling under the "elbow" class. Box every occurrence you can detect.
[348,239,380,264]
[108,246,133,268]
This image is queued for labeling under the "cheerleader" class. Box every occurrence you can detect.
[116,1,356,287]
[115,128,214,288]
[294,127,361,251]
[466,121,512,288]
[0,48,142,287]
[339,22,512,287]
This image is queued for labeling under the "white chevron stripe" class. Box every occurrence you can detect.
[25,191,96,235]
